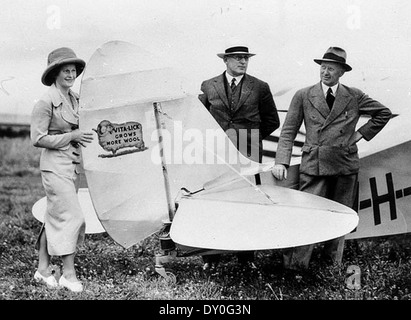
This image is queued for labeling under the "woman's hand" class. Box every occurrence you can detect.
[71,129,94,147]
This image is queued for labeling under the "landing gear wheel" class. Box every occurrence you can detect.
[165,271,177,284]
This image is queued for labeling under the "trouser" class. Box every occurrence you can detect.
[283,173,358,270]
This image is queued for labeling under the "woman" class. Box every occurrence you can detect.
[31,47,93,292]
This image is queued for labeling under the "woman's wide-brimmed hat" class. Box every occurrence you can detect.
[217,45,256,59]
[41,47,86,86]
[314,47,352,72]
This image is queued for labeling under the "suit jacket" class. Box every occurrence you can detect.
[31,84,82,177]
[275,82,392,176]
[199,73,280,161]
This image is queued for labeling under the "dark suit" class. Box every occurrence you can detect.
[275,82,392,269]
[199,72,280,266]
[199,72,280,162]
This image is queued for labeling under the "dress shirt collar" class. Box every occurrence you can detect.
[321,82,339,97]
[225,72,244,86]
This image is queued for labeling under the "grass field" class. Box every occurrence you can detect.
[0,136,410,301]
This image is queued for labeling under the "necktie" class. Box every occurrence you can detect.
[326,88,335,109]
[230,78,236,91]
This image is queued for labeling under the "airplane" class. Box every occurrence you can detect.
[31,40,411,283]
[79,40,361,281]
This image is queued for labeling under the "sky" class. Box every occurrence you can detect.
[1,0,411,116]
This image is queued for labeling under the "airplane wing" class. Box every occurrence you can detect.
[171,178,357,251]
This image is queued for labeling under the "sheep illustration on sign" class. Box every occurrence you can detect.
[93,120,147,157]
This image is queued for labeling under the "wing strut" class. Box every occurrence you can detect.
[153,102,176,222]
[153,102,178,281]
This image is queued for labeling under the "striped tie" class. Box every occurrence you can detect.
[230,78,236,91]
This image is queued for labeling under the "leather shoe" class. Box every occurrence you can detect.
[34,270,58,288]
[59,275,83,293]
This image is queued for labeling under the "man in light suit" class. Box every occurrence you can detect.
[272,47,392,270]
[199,45,280,269]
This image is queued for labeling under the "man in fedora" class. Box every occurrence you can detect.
[198,45,280,270]
[199,45,279,164]
[272,47,392,270]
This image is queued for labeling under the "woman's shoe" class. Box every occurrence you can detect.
[58,275,83,293]
[34,270,58,288]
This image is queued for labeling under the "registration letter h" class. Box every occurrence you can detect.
[369,172,397,225]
